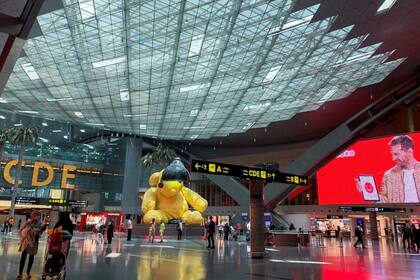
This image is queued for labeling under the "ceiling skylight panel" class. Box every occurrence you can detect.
[79,0,96,22]
[263,65,281,83]
[21,63,40,80]
[188,34,205,57]
[377,0,397,14]
[120,89,130,101]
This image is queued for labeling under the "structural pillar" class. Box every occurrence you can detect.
[121,137,142,215]
[249,179,265,258]
[369,212,379,240]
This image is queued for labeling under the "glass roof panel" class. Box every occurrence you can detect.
[2,0,406,140]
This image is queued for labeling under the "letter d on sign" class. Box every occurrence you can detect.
[32,162,54,187]
[61,165,77,189]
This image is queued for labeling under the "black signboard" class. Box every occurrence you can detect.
[68,200,88,208]
[15,197,88,208]
[15,197,40,205]
[327,215,343,219]
[339,206,406,213]
[191,160,308,185]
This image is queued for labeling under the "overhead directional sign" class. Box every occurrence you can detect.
[191,160,308,185]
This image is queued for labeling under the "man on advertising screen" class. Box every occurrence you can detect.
[373,135,420,203]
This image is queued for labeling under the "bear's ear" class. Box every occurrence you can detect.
[148,171,162,187]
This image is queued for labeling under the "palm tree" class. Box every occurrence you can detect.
[0,129,6,162]
[7,126,39,217]
[141,143,177,167]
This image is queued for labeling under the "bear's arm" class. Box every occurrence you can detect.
[142,188,157,212]
[181,187,208,213]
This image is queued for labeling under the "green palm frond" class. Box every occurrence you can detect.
[141,144,177,167]
[0,129,6,144]
[6,126,39,146]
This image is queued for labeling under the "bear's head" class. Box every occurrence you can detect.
[148,157,189,198]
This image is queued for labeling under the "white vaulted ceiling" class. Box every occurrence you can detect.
[2,0,405,140]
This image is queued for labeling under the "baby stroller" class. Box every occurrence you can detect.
[41,227,72,280]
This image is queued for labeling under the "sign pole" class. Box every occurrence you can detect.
[249,179,265,258]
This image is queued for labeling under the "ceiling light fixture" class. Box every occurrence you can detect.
[21,63,40,80]
[124,114,143,118]
[139,124,147,129]
[120,88,130,101]
[14,123,23,127]
[52,129,62,133]
[87,123,104,126]
[46,97,73,102]
[18,110,38,114]
[188,34,204,57]
[0,98,8,103]
[190,135,199,140]
[377,0,397,14]
[92,56,125,68]
[74,111,84,118]
[0,115,5,120]
[42,122,48,126]
[179,83,210,93]
[183,126,205,130]
[244,102,271,111]
[80,129,86,133]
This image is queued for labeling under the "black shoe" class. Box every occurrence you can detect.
[211,246,215,249]
[206,246,210,248]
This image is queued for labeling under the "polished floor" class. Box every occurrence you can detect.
[1,232,420,280]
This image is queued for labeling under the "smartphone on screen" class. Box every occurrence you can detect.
[358,175,380,201]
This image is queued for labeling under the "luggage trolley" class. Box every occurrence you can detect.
[42,227,72,280]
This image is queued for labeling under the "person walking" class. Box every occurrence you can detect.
[218,224,223,239]
[159,222,165,243]
[402,225,411,249]
[16,210,48,280]
[17,219,22,232]
[414,225,420,252]
[8,216,14,235]
[126,217,133,241]
[337,226,343,247]
[223,223,230,241]
[207,216,215,249]
[289,223,296,231]
[411,224,416,249]
[54,212,74,257]
[176,221,183,240]
[149,219,156,243]
[106,220,114,245]
[354,225,365,249]
[1,220,8,235]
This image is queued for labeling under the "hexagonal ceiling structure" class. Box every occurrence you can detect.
[1,0,406,140]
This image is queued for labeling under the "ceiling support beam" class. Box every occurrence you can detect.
[0,0,45,95]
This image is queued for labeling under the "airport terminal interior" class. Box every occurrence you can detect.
[0,0,420,279]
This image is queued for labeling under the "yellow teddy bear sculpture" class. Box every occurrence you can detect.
[142,158,208,224]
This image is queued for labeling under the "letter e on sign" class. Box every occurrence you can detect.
[61,165,77,189]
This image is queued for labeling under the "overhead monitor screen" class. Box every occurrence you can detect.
[317,132,420,205]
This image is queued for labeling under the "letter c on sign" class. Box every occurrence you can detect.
[32,162,54,187]
[3,160,22,185]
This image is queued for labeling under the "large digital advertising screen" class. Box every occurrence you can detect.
[317,132,420,205]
